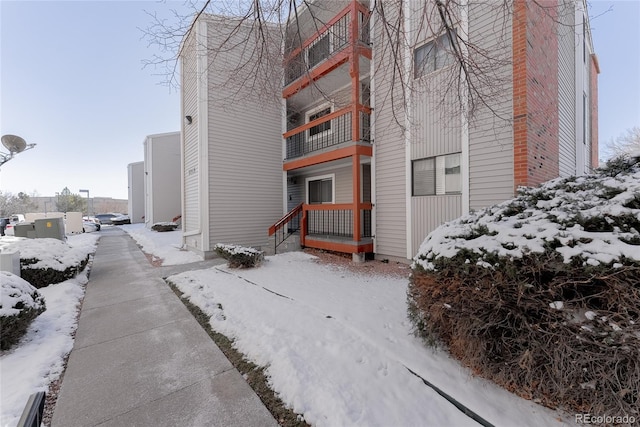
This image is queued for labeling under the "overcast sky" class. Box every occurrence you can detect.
[1,0,639,200]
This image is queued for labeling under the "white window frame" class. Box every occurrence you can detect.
[305,102,334,141]
[412,153,461,196]
[414,30,457,79]
[305,173,335,204]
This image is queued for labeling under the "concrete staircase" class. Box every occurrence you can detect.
[263,233,301,256]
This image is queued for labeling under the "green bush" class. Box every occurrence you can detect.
[214,243,264,268]
[1,272,46,350]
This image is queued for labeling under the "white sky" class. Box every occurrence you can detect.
[1,0,639,200]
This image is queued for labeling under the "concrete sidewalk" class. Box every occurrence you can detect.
[52,228,277,427]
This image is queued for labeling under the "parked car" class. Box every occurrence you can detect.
[83,216,101,231]
[82,220,100,233]
[94,213,118,225]
[4,215,26,237]
[110,214,131,225]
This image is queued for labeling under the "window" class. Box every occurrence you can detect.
[414,31,456,78]
[413,153,461,196]
[307,175,334,204]
[306,104,332,138]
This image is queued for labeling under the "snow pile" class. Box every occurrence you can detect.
[119,223,201,265]
[414,154,640,271]
[0,272,45,317]
[3,237,91,271]
[0,233,98,426]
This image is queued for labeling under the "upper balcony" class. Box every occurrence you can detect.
[283,105,371,170]
[283,2,371,102]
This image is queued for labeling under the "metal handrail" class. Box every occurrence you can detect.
[269,203,304,254]
[17,391,46,427]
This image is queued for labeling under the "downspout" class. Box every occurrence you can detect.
[404,0,413,260]
[460,0,470,215]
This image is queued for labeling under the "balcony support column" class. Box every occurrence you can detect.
[352,153,362,243]
[349,0,361,143]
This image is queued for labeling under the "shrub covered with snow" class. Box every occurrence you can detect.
[409,154,640,419]
[151,222,178,232]
[0,272,46,350]
[214,243,264,268]
[12,238,90,288]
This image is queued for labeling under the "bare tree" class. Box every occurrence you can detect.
[0,191,38,216]
[141,0,597,131]
[601,126,640,160]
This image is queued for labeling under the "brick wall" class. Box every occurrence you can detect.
[512,0,528,188]
[513,0,560,188]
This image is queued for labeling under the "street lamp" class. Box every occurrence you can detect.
[1,134,36,167]
[79,189,90,217]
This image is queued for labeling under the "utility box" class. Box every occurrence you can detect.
[14,223,36,238]
[0,249,21,276]
[34,217,65,241]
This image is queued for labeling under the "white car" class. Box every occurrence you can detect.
[82,220,99,233]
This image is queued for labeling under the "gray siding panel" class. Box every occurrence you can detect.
[181,31,200,234]
[205,18,283,250]
[468,2,514,211]
[411,70,462,160]
[411,195,461,256]
[558,0,576,176]
[373,2,408,259]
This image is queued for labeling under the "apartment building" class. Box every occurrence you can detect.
[143,132,182,227]
[180,15,283,258]
[182,0,598,261]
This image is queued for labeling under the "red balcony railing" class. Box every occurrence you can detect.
[302,203,372,241]
[284,5,371,86]
[285,107,371,160]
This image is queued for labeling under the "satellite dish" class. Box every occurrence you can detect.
[1,134,27,153]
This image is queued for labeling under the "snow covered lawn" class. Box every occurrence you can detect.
[0,233,99,427]
[165,255,572,426]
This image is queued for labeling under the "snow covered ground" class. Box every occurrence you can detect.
[0,225,576,426]
[121,225,575,427]
[0,233,99,427]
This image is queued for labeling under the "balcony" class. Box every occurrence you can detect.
[305,204,372,238]
[285,107,371,161]
[302,203,374,253]
[283,3,372,98]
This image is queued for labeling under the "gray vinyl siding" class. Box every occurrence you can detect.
[372,2,407,259]
[205,18,283,250]
[286,0,353,49]
[411,71,462,159]
[468,2,514,211]
[334,166,352,203]
[148,133,181,224]
[411,195,461,256]
[127,162,145,224]
[287,178,304,212]
[408,28,463,258]
[557,0,577,177]
[181,31,200,234]
[290,165,352,204]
